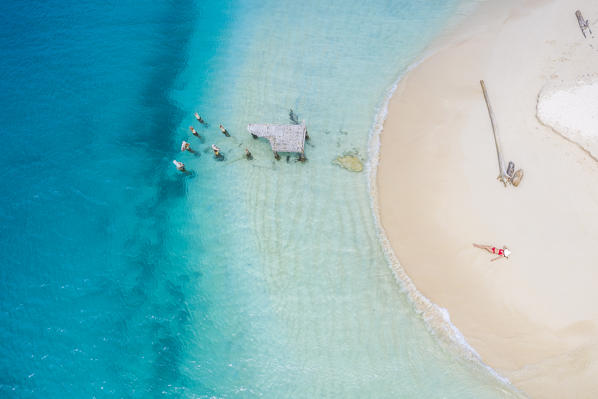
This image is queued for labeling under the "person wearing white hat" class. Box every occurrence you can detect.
[473,243,511,261]
[172,160,186,172]
[181,141,191,152]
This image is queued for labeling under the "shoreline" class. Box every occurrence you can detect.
[374,0,598,397]
[365,2,514,390]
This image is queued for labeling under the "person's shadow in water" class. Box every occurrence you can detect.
[185,148,201,158]
[179,170,196,179]
[193,135,206,144]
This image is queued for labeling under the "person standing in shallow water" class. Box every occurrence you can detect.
[194,112,204,124]
[245,148,253,160]
[219,124,230,137]
[189,126,200,138]
[473,243,511,261]
[172,160,186,172]
[181,141,193,153]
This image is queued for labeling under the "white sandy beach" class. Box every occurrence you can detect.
[377,0,598,397]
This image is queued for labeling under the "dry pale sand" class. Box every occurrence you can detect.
[377,0,598,397]
[537,78,598,159]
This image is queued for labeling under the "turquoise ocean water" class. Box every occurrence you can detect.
[0,0,526,397]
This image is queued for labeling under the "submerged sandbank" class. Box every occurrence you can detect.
[377,0,598,397]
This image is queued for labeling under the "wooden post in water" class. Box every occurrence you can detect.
[480,80,509,186]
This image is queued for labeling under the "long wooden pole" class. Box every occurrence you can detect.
[480,80,508,186]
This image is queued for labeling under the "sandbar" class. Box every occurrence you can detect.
[377,0,598,397]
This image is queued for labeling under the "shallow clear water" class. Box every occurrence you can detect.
[1,0,524,397]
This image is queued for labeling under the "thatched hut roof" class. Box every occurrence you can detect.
[247,122,306,153]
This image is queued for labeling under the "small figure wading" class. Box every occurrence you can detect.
[219,125,230,137]
[245,148,253,160]
[194,112,205,124]
[181,141,193,153]
[211,144,221,157]
[473,243,511,261]
[189,126,200,138]
[173,160,186,172]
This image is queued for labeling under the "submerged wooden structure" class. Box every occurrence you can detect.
[576,10,592,38]
[247,122,307,160]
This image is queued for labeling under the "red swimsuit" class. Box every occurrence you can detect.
[492,247,505,256]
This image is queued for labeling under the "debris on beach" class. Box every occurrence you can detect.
[575,10,592,38]
[480,80,524,187]
[505,161,523,187]
[480,80,510,186]
[506,161,515,179]
[333,151,364,172]
[511,169,524,187]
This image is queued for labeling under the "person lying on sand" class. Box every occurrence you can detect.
[473,243,511,261]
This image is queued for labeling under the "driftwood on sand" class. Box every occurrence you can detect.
[480,80,510,185]
[576,10,592,38]
[479,80,524,187]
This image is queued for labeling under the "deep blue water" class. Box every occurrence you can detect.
[0,0,207,396]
